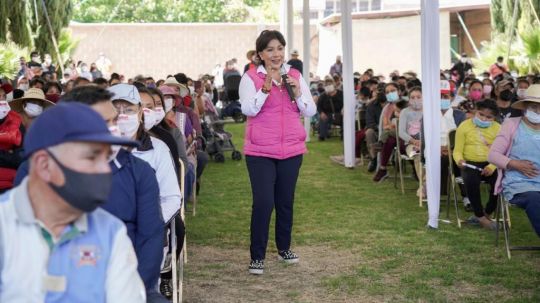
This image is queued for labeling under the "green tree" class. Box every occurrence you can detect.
[71,0,278,23]
[0,0,72,58]
[491,0,540,34]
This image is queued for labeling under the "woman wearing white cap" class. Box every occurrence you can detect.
[108,83,182,223]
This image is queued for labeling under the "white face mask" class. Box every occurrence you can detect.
[24,102,43,117]
[517,88,528,99]
[0,101,10,119]
[117,113,140,139]
[108,125,122,162]
[19,84,29,91]
[325,85,335,94]
[525,108,540,124]
[461,57,467,63]
[143,108,156,131]
[164,97,174,112]
[154,106,165,124]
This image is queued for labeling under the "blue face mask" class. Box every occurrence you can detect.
[386,91,399,103]
[525,109,540,124]
[441,99,451,110]
[473,116,493,128]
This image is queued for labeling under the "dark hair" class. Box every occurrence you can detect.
[476,99,499,116]
[407,79,422,89]
[395,100,408,110]
[174,73,188,85]
[147,87,164,104]
[469,79,483,89]
[74,77,90,87]
[517,78,530,86]
[59,86,113,105]
[497,56,504,62]
[93,77,109,86]
[255,30,286,65]
[136,85,154,104]
[110,73,120,80]
[44,81,62,94]
[359,86,371,98]
[30,51,39,57]
[385,82,400,92]
[29,77,45,89]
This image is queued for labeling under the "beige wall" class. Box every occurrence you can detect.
[69,23,317,80]
[317,12,452,78]
[450,9,491,57]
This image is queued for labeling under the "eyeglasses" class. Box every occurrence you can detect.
[114,104,139,115]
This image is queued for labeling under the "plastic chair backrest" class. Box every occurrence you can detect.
[447,129,457,178]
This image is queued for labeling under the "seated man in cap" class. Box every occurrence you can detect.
[0,103,145,302]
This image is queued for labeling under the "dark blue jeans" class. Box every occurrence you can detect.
[246,155,303,261]
[318,115,333,139]
[510,191,540,238]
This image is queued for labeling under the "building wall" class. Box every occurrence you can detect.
[69,23,317,80]
[449,9,491,58]
[317,12,452,78]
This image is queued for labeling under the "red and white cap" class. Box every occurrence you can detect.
[440,80,451,94]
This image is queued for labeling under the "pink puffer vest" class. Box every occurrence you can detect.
[244,68,307,159]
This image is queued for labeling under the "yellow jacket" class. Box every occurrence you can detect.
[453,118,500,171]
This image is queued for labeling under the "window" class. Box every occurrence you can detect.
[359,0,369,11]
[371,0,382,11]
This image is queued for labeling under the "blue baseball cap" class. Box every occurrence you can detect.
[24,103,139,157]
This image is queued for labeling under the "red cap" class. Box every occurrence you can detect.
[1,83,13,94]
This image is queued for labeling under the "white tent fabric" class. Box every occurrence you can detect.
[341,0,356,168]
[421,0,442,228]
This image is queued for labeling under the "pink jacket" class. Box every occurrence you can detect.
[243,68,307,159]
[488,117,522,194]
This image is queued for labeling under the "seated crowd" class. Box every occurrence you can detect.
[0,50,539,301]
[0,51,222,302]
[312,60,539,237]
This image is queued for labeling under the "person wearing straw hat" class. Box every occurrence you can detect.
[9,88,55,129]
[489,84,540,237]
[287,49,303,75]
[0,103,145,302]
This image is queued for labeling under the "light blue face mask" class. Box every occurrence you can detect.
[441,99,451,110]
[525,109,540,124]
[386,91,399,103]
[473,116,493,128]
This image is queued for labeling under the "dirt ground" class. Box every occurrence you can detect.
[182,245,375,303]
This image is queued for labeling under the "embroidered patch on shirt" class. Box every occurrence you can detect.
[72,245,101,267]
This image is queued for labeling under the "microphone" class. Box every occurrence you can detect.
[280,65,296,102]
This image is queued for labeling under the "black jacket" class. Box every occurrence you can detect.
[365,100,384,131]
[317,90,343,115]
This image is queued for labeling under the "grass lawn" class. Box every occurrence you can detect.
[184,122,540,303]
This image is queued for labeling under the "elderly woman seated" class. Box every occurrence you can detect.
[489,84,540,238]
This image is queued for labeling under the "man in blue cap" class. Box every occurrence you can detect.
[0,103,145,302]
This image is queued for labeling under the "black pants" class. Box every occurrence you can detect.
[461,161,498,218]
[441,155,467,197]
[246,155,303,261]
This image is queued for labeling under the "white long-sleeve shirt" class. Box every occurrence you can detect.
[0,179,146,303]
[239,64,316,118]
[132,136,182,223]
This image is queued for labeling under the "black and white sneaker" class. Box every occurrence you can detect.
[278,250,299,264]
[249,259,264,275]
[160,278,172,299]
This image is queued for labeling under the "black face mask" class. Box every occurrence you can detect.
[47,150,112,212]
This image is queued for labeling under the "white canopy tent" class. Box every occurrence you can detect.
[282,0,443,228]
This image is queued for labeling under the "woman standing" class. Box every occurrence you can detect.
[239,30,316,275]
